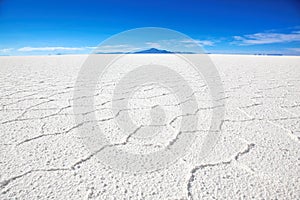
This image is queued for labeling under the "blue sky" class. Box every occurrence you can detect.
[0,0,300,55]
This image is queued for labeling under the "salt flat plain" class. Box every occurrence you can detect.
[0,54,299,199]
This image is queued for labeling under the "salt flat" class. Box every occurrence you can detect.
[0,54,299,199]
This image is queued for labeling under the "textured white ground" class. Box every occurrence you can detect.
[0,54,300,199]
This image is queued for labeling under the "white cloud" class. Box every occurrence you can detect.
[98,44,130,49]
[15,45,141,53]
[93,44,141,53]
[145,42,161,48]
[0,48,13,53]
[234,31,300,45]
[180,39,214,47]
[287,48,300,52]
[18,46,85,52]
[85,46,97,50]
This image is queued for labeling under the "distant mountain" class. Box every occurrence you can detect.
[133,48,173,54]
[94,48,196,54]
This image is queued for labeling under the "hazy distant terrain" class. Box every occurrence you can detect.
[0,54,299,199]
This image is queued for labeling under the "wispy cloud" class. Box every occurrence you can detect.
[145,42,161,48]
[93,44,141,53]
[0,48,13,53]
[233,30,300,45]
[287,48,300,52]
[85,46,97,50]
[180,39,214,47]
[18,46,85,52]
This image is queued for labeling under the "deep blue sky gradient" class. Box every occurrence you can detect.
[0,0,299,55]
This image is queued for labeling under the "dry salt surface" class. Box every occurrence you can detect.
[0,54,299,199]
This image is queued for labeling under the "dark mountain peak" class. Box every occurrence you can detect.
[134,48,173,54]
[95,48,196,54]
